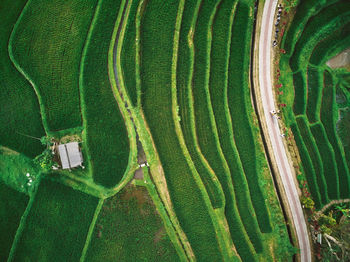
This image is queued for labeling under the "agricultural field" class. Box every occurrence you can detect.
[277,0,350,259]
[279,0,350,207]
[1,0,323,260]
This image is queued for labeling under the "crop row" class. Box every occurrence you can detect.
[139,1,226,260]
[0,182,29,261]
[11,177,99,260]
[310,123,339,199]
[176,0,225,210]
[0,0,45,157]
[320,71,350,198]
[208,0,265,257]
[306,67,322,123]
[309,22,350,66]
[80,0,130,188]
[227,0,272,234]
[282,0,340,55]
[9,0,98,132]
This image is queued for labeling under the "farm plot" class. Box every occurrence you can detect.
[0,182,29,261]
[320,71,350,198]
[9,0,98,132]
[0,0,45,157]
[80,0,130,188]
[196,0,263,257]
[85,184,179,261]
[139,0,227,260]
[281,0,350,208]
[12,177,99,261]
[227,0,272,233]
[176,0,225,210]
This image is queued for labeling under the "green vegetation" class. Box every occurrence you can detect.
[80,0,130,188]
[120,0,140,106]
[10,0,98,131]
[85,184,179,261]
[140,0,226,260]
[281,0,350,210]
[227,0,272,233]
[0,0,45,157]
[0,182,28,261]
[12,177,99,261]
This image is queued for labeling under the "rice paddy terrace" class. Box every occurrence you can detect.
[1,0,348,261]
[278,0,350,209]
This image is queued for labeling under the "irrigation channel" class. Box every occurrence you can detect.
[257,0,312,261]
[110,1,190,260]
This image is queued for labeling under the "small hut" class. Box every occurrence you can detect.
[57,142,83,169]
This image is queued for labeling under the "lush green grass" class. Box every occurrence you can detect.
[120,0,139,106]
[290,123,322,208]
[306,67,323,123]
[310,123,339,199]
[86,184,179,261]
[0,0,45,157]
[176,0,225,210]
[209,0,265,258]
[12,177,99,261]
[140,1,225,260]
[0,148,40,194]
[282,0,326,55]
[227,0,272,234]
[320,71,350,198]
[296,116,328,204]
[0,182,29,261]
[309,22,350,66]
[80,0,129,188]
[292,70,307,116]
[10,0,98,132]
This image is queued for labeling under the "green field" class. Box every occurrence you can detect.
[0,0,45,157]
[85,184,179,261]
[280,0,350,207]
[0,0,298,260]
[12,177,99,261]
[0,182,29,261]
[80,0,130,188]
[10,0,97,132]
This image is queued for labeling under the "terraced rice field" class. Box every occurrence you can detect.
[1,0,294,260]
[280,0,350,207]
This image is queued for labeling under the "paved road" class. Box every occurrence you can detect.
[258,1,312,261]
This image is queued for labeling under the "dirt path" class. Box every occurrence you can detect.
[258,1,312,261]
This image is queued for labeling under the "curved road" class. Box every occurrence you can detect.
[258,1,312,261]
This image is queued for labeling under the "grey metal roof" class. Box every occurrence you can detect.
[58,142,82,169]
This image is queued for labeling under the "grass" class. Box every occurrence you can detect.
[209,0,266,257]
[227,0,272,234]
[309,22,350,66]
[176,0,225,210]
[9,0,98,132]
[292,71,307,116]
[140,1,226,260]
[306,67,323,123]
[320,70,350,198]
[120,0,140,106]
[290,123,322,208]
[80,0,130,188]
[0,147,40,195]
[310,123,339,199]
[0,0,45,157]
[12,177,99,261]
[0,182,29,261]
[296,116,328,204]
[85,183,179,261]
